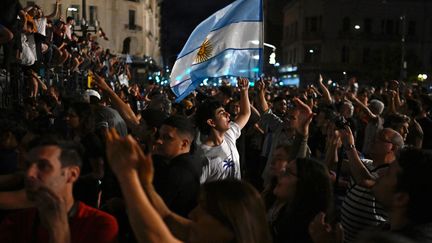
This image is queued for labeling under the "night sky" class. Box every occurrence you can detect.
[161,0,234,67]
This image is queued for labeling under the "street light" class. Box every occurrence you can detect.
[251,41,277,64]
[263,43,277,65]
[418,74,428,81]
[354,25,361,30]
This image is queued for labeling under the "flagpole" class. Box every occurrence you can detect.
[260,0,265,80]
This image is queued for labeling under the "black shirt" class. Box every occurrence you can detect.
[153,153,203,217]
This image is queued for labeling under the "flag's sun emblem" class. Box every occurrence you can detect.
[195,38,213,64]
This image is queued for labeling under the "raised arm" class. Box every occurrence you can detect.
[255,80,269,112]
[386,90,398,115]
[234,77,251,129]
[0,190,32,209]
[318,74,332,105]
[346,92,377,121]
[339,127,375,188]
[288,98,312,160]
[93,73,141,127]
[45,0,61,19]
[105,129,183,243]
[323,124,341,169]
[389,80,404,108]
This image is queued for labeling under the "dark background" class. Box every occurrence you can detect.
[160,0,234,68]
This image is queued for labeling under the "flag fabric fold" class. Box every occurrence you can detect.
[170,0,263,102]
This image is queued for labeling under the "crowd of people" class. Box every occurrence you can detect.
[0,0,129,107]
[1,1,432,243]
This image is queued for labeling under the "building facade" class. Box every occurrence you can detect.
[281,0,432,85]
[21,0,162,64]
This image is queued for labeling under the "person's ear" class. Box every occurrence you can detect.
[207,118,216,128]
[181,138,190,149]
[393,192,409,208]
[66,166,80,183]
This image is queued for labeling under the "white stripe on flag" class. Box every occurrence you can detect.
[193,21,262,64]
[170,21,262,87]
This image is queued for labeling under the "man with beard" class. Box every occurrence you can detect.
[0,137,118,243]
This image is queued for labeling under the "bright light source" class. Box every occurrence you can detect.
[354,25,361,30]
[250,40,260,45]
[274,62,280,67]
[343,71,347,75]
[309,49,314,54]
[68,7,78,12]
[418,74,428,81]
[269,52,276,64]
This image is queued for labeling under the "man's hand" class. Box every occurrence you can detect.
[106,129,154,185]
[292,97,314,136]
[237,77,249,91]
[318,74,324,85]
[33,187,71,243]
[256,79,265,93]
[93,72,111,92]
[34,187,68,227]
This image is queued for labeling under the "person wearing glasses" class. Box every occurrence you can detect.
[339,127,404,242]
[268,157,334,243]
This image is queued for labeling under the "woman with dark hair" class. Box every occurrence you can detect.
[269,157,334,243]
[65,102,104,207]
[65,102,96,140]
[105,129,272,243]
[261,144,292,208]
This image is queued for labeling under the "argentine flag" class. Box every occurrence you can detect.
[170,0,263,101]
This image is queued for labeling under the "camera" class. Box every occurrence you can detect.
[333,115,349,130]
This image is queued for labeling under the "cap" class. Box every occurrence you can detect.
[83,89,101,100]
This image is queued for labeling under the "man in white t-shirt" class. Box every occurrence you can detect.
[195,78,251,183]
[27,0,60,36]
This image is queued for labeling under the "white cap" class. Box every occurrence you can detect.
[83,89,101,100]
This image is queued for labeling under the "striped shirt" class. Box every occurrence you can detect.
[341,159,389,242]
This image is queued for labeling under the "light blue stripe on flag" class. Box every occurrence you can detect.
[170,0,263,102]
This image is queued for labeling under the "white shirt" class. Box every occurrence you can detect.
[34,17,47,36]
[199,122,241,183]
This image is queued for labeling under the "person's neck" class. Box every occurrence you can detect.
[372,153,394,166]
[390,208,410,231]
[416,112,427,119]
[205,129,225,146]
[65,194,75,213]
